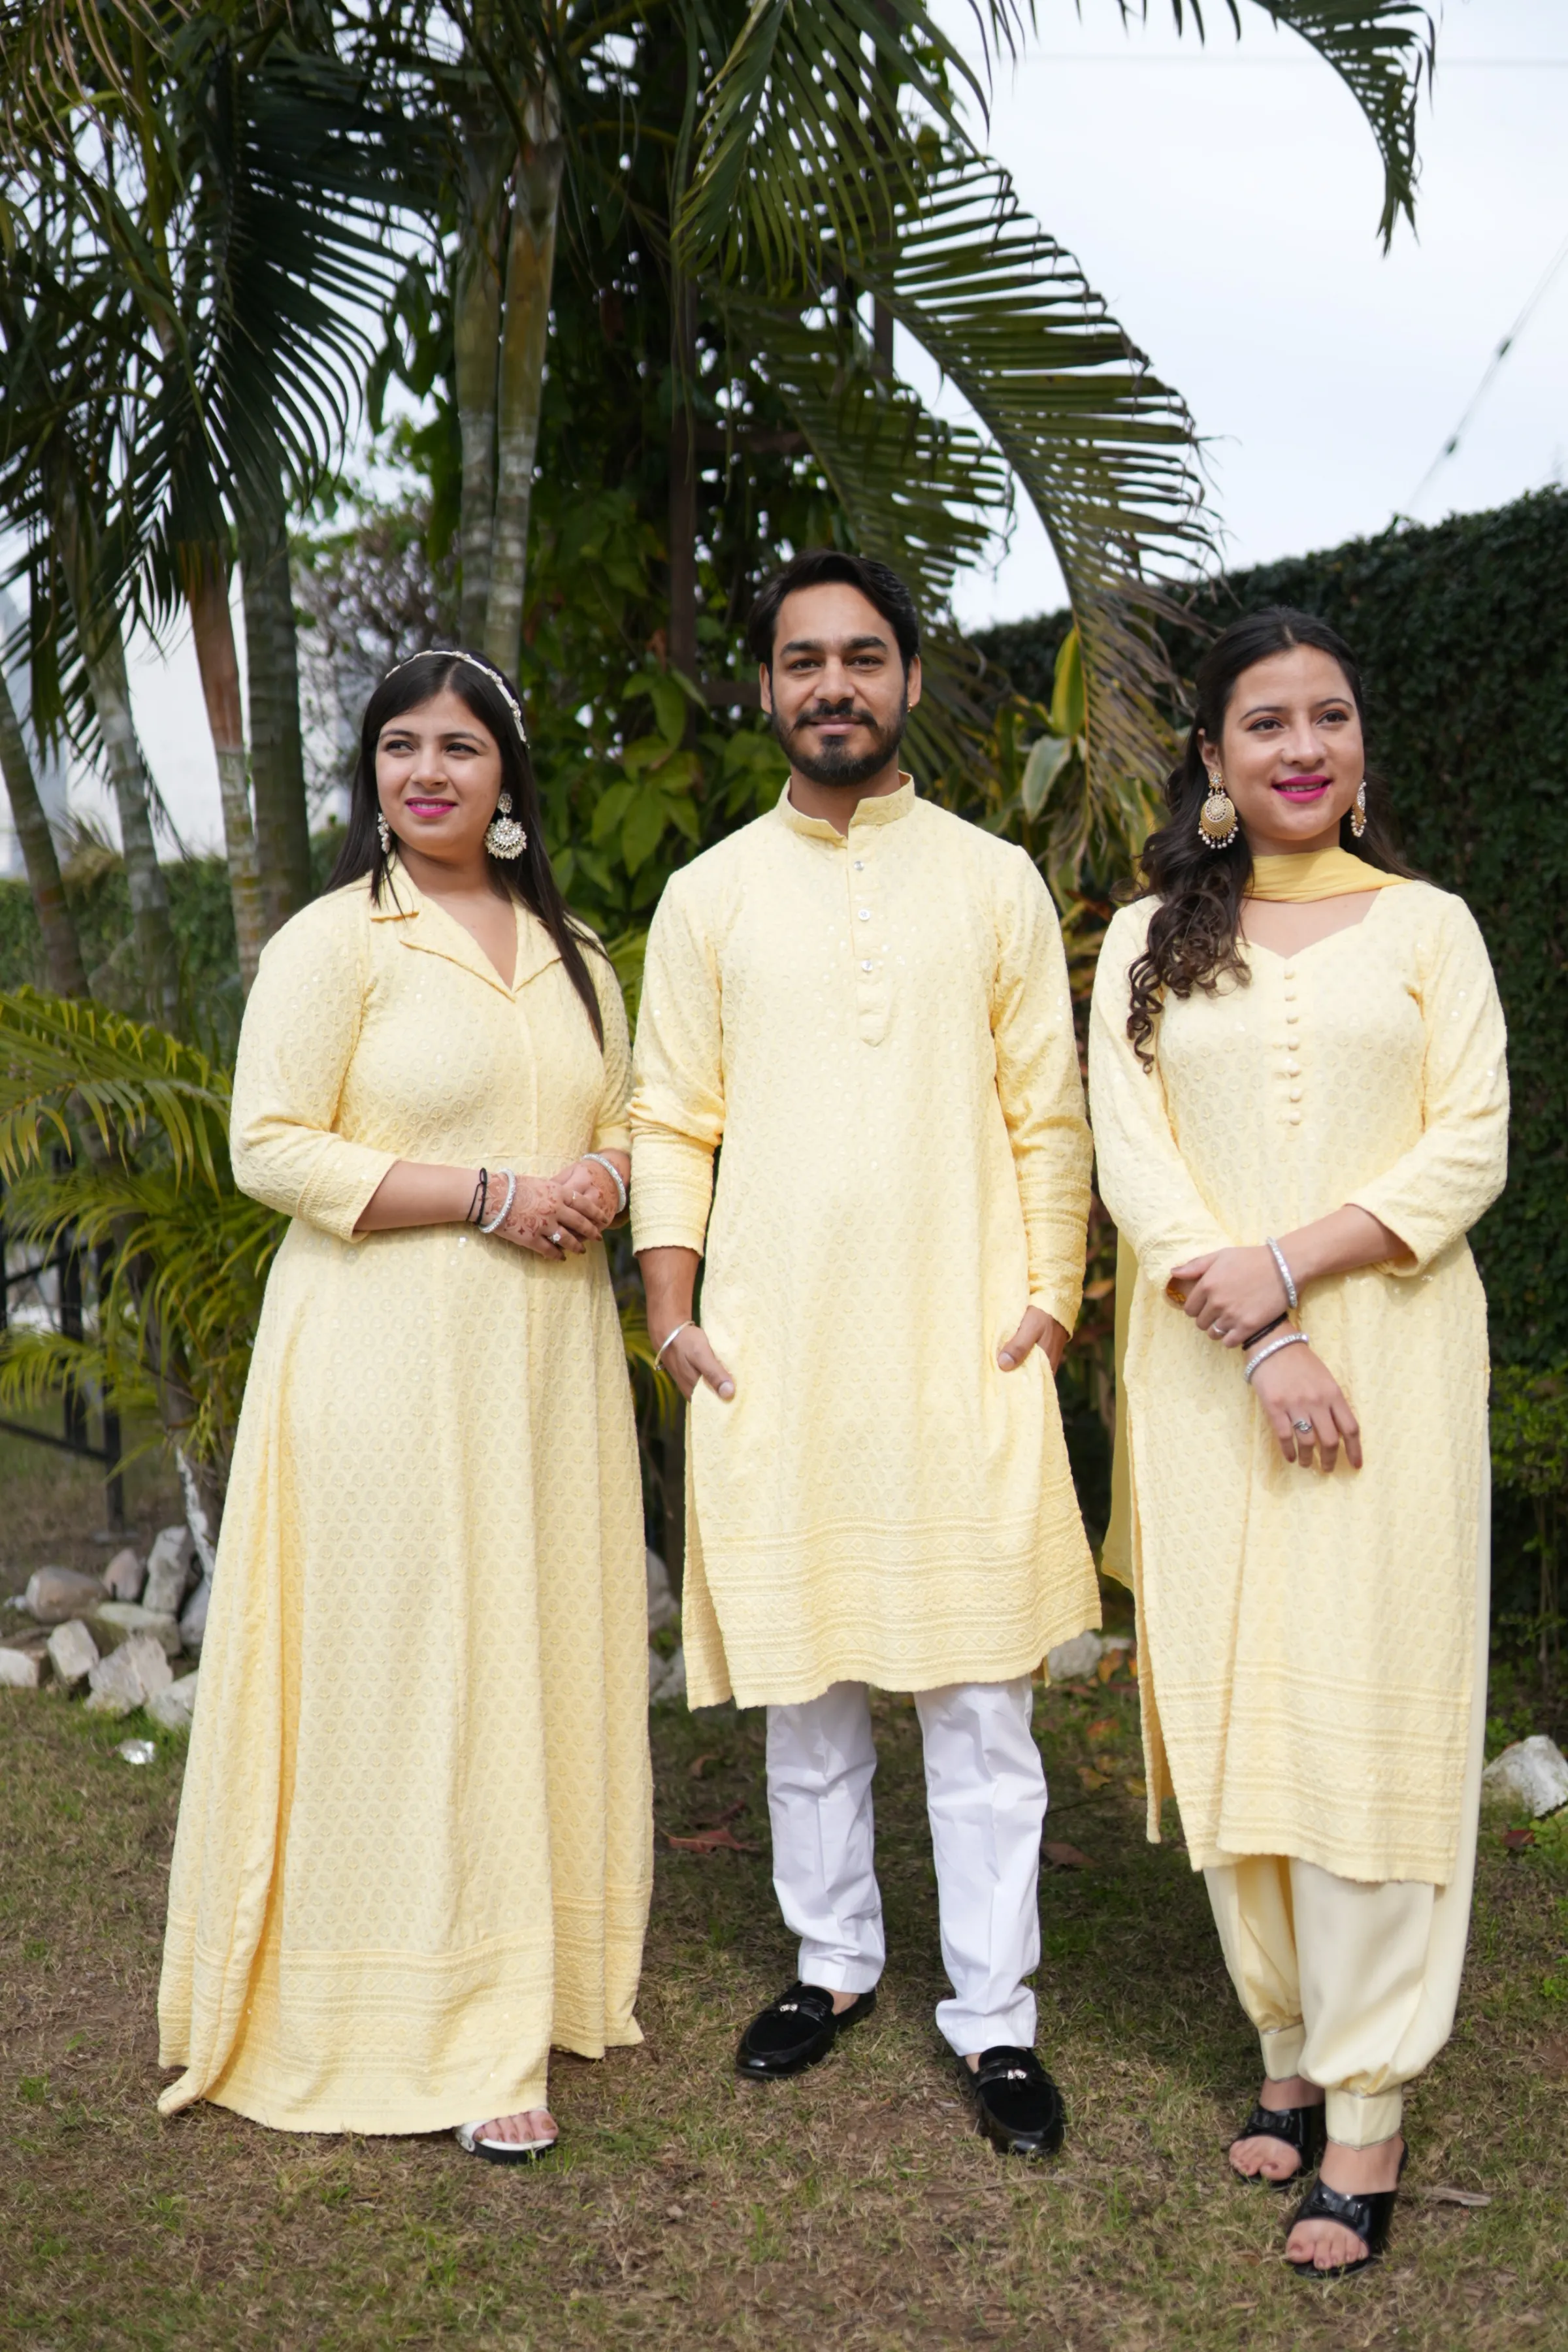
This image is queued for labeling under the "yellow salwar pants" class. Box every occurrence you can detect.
[1203,1474,1489,2149]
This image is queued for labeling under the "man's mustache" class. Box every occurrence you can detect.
[794,703,879,728]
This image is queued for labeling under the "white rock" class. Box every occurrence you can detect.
[179,1575,212,1656]
[84,1632,172,1716]
[116,1739,156,1767]
[646,1546,679,1634]
[24,1566,108,1624]
[1045,1631,1104,1683]
[0,1646,42,1689]
[101,1546,145,1602]
[142,1526,196,1617]
[46,1620,100,1688]
[146,1673,199,1732]
[649,1645,687,1707]
[93,1603,183,1658]
[1482,1735,1568,1819]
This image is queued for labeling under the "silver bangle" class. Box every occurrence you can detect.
[584,1151,629,1216]
[480,1169,517,1235]
[654,1320,691,1367]
[1264,1235,1299,1312]
[1245,1329,1309,1384]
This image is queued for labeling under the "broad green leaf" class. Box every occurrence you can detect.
[1051,627,1086,744]
[1021,732,1073,823]
[621,787,670,873]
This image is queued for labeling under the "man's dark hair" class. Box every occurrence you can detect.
[746,550,920,674]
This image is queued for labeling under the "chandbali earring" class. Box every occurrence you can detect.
[1350,779,1369,840]
[1198,767,1239,851]
[376,811,391,857]
[485,790,527,859]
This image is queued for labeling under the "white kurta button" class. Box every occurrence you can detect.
[1286,1061,1301,1076]
[1288,1112,1302,1124]
[860,960,872,973]
[853,859,864,871]
[858,909,871,920]
[1289,1088,1303,1102]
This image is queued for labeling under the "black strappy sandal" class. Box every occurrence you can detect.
[1229,2099,1326,2186]
[1287,2144,1407,2278]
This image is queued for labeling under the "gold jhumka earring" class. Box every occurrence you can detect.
[1350,780,1369,839]
[1198,768,1239,850]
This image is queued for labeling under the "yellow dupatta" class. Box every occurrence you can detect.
[1098,848,1408,1586]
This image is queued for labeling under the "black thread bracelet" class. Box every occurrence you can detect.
[468,1168,489,1228]
[1239,1310,1288,1351]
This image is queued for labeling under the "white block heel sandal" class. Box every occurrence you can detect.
[455,2117,557,2164]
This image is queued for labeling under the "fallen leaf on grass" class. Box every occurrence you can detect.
[687,1753,719,1780]
[1411,2185,1492,2208]
[1086,1718,1116,1739]
[664,1825,759,1855]
[1501,1827,1536,1852]
[1077,1767,1109,1790]
[1043,1841,1096,1869]
[1096,1655,1118,1684]
[1125,1778,1147,1797]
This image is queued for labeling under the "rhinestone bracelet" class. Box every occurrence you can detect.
[480,1169,517,1235]
[583,1151,629,1217]
[1245,1329,1310,1385]
[1264,1235,1299,1311]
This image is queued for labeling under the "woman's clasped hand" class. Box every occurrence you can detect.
[489,1154,628,1258]
[1171,1245,1362,1472]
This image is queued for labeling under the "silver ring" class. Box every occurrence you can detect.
[1211,1320,1228,1337]
[1292,1417,1314,1435]
[551,1230,563,1246]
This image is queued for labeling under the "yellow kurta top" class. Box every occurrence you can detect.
[629,779,1098,1708]
[158,870,652,2134]
[1088,881,1508,1885]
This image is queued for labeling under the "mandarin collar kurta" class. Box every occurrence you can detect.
[630,782,1099,1709]
[1090,883,1508,1885]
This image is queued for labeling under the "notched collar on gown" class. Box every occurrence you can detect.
[774,772,917,843]
[367,861,562,999]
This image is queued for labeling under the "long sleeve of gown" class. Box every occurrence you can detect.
[590,954,634,1155]
[629,875,725,1253]
[1346,895,1509,1271]
[991,851,1093,1331]
[1088,907,1233,1292]
[230,896,399,1243]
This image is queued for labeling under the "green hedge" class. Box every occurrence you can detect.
[978,486,1568,1371]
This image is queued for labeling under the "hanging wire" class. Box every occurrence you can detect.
[1401,229,1568,517]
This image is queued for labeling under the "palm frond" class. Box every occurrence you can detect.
[1231,4,1433,247]
[0,988,231,1183]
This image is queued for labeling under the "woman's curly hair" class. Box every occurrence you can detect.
[1126,607,1417,1065]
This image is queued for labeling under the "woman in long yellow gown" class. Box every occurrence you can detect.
[1089,610,1506,2278]
[159,650,652,2160]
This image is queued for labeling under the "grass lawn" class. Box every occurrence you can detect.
[3,1452,1565,2347]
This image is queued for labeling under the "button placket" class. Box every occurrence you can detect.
[847,830,887,1042]
[1281,966,1302,1124]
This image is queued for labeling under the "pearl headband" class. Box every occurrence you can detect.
[382,647,529,746]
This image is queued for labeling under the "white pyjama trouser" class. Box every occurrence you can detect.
[1203,1494,1490,2148]
[764,1677,1047,2055]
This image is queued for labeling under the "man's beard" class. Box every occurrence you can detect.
[772,691,908,788]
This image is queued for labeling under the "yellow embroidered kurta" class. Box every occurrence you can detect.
[1088,883,1508,1885]
[630,780,1098,1708]
[158,871,652,2133]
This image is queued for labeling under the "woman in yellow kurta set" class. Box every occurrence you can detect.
[1089,610,1507,2279]
[158,650,652,2161]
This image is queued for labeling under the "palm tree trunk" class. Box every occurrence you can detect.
[455,102,510,650]
[180,550,264,990]
[56,485,179,1030]
[0,664,88,997]
[483,85,563,680]
[238,463,312,936]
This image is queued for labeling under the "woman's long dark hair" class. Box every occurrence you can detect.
[1126,607,1418,1065]
[328,649,605,1048]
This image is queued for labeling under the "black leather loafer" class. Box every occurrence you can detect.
[735,1982,875,2079]
[964,2046,1066,2158]
[1288,2144,1407,2278]
[1230,2098,1326,2186]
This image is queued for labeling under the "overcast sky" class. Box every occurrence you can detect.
[10,0,1566,860]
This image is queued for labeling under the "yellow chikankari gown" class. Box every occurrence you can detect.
[158,869,651,2132]
[1088,882,1507,1886]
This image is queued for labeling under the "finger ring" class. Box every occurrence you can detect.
[1292,1417,1314,1435]
[1211,1320,1228,1337]
[551,1230,563,1245]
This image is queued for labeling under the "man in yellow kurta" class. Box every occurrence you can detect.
[630,551,1098,2156]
